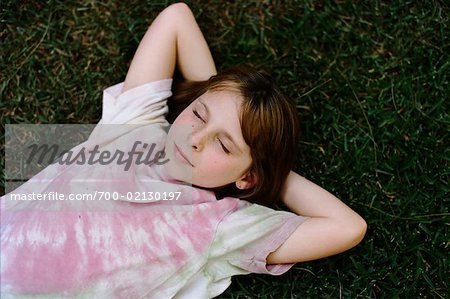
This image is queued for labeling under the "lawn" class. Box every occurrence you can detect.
[1,0,448,298]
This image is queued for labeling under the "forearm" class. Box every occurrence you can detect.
[267,171,367,263]
[284,172,367,250]
[282,171,362,222]
[174,3,217,81]
[123,3,216,92]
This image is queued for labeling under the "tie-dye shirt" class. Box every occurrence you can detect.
[1,80,305,298]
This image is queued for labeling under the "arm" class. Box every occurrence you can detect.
[267,171,367,263]
[122,3,217,92]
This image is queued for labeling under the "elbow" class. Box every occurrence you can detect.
[347,215,367,247]
[161,2,195,30]
[165,2,194,17]
[356,216,367,243]
[334,214,367,253]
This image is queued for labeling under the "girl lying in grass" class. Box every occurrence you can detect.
[1,3,366,298]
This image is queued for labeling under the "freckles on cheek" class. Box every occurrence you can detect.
[201,157,220,174]
[212,159,231,174]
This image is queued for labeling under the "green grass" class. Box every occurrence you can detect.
[1,0,449,297]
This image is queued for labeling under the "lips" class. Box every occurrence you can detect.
[174,143,194,167]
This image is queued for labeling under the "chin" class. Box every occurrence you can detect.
[191,179,231,189]
[166,164,192,184]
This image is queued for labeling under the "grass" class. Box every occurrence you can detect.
[1,0,449,297]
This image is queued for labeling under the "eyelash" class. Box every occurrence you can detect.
[193,109,230,154]
[193,109,205,123]
[218,138,230,154]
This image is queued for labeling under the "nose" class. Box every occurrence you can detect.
[191,128,206,151]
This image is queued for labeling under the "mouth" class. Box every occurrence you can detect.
[174,143,194,167]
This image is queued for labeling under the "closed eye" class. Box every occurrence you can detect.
[218,138,230,154]
[193,109,205,122]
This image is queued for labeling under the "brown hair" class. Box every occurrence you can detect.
[167,65,299,207]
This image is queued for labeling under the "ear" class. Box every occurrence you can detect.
[235,171,257,190]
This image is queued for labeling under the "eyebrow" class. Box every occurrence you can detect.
[199,100,244,154]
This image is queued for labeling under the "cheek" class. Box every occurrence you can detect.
[195,159,232,186]
[201,153,234,174]
[169,111,194,142]
[173,110,191,126]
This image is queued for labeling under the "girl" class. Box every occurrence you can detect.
[1,3,366,298]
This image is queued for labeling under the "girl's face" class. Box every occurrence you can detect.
[165,89,254,189]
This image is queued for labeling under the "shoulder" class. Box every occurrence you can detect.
[208,201,305,275]
[100,79,173,125]
[215,200,304,250]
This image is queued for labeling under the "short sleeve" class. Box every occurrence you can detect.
[100,79,173,125]
[207,202,306,279]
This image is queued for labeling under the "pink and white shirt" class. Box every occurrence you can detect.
[1,80,305,298]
